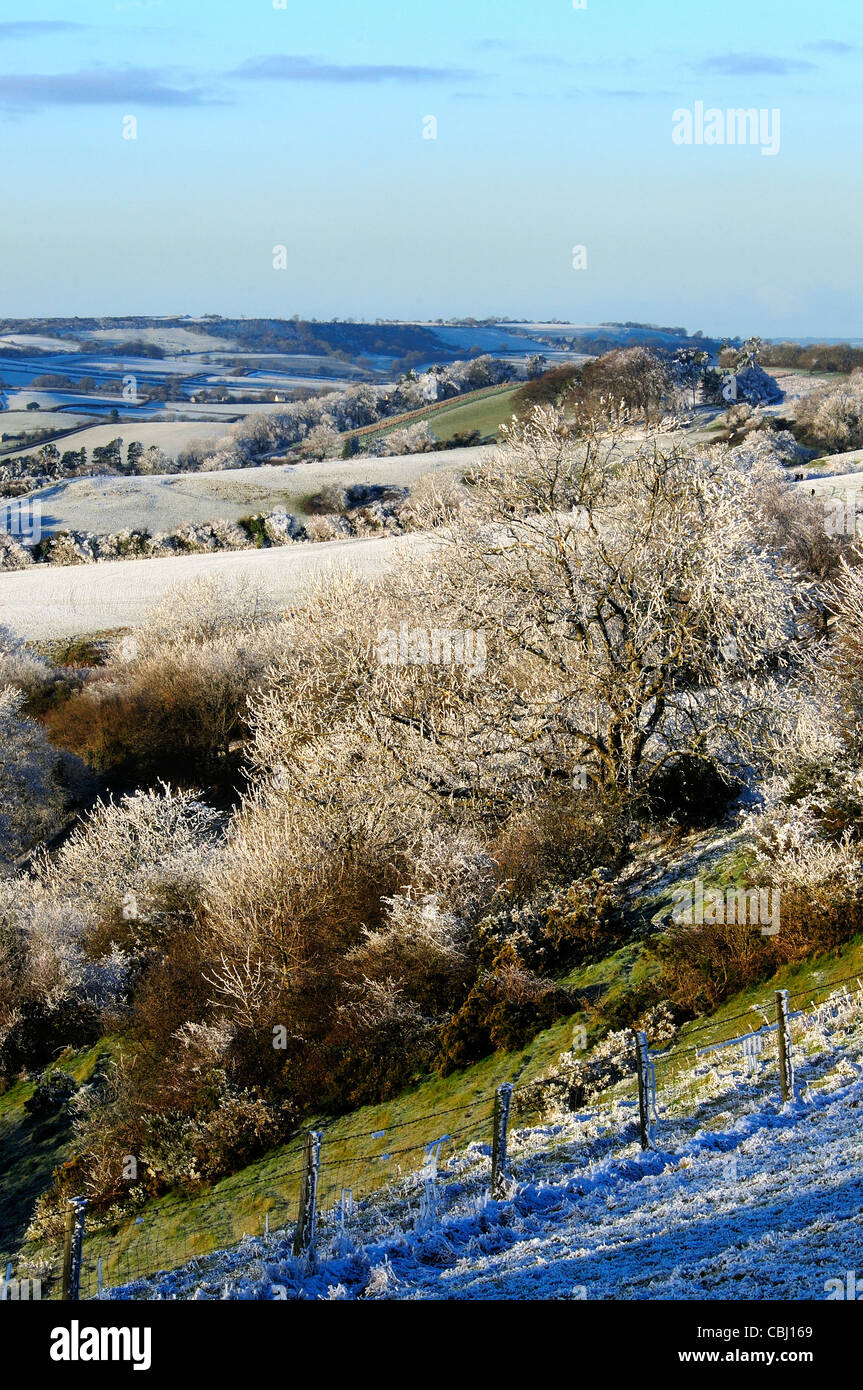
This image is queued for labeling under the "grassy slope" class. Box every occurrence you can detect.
[0,1040,114,1260]
[78,930,863,1290]
[6,846,863,1292]
[356,384,520,447]
[420,387,520,442]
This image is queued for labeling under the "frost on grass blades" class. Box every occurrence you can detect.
[94,981,863,1301]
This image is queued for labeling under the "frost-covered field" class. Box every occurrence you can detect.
[84,326,236,352]
[106,989,863,1301]
[0,447,487,637]
[25,445,489,537]
[0,409,96,434]
[804,456,863,484]
[3,418,234,464]
[0,532,430,639]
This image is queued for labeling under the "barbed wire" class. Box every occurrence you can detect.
[16,973,862,1297]
[789,971,863,1003]
[322,1095,492,1144]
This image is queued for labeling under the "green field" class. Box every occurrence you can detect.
[360,383,521,449]
[423,385,520,441]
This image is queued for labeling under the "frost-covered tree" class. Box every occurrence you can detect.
[795,370,863,454]
[371,422,437,457]
[250,409,804,810]
[0,688,86,868]
[580,347,674,429]
[135,574,268,652]
[0,626,53,697]
[304,422,342,459]
[53,782,223,945]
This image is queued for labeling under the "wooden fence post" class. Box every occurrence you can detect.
[775,989,795,1103]
[491,1083,514,1198]
[292,1130,322,1260]
[634,1031,651,1150]
[61,1197,87,1301]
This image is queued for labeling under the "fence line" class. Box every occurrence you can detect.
[10,973,863,1301]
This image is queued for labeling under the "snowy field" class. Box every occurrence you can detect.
[0,532,431,638]
[0,333,77,352]
[803,455,863,484]
[0,447,487,639]
[2,418,234,463]
[24,445,489,537]
[0,408,97,435]
[104,986,863,1301]
[85,326,236,352]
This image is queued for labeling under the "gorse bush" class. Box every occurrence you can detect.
[42,577,281,795]
[489,795,631,901]
[24,1070,77,1118]
[435,941,574,1074]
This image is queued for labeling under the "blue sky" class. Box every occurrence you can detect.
[1,0,861,336]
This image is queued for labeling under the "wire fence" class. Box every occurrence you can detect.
[6,970,862,1302]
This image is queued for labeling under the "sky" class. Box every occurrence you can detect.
[1,0,862,337]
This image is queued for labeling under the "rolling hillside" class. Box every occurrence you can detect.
[7,823,862,1301]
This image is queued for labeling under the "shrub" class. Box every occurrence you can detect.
[0,626,55,699]
[47,637,108,670]
[490,795,630,901]
[327,978,433,1106]
[540,871,629,965]
[794,371,863,453]
[237,514,269,547]
[370,422,437,456]
[50,783,221,955]
[512,365,582,417]
[0,688,94,868]
[435,942,574,1073]
[655,884,863,1017]
[655,918,769,1014]
[24,1070,77,1118]
[305,484,348,515]
[43,602,280,793]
